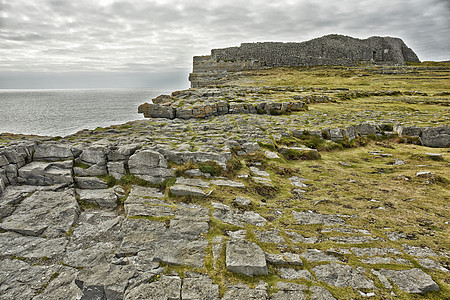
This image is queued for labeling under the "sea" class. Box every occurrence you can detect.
[0,88,173,137]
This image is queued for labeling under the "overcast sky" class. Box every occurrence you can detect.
[1,0,449,89]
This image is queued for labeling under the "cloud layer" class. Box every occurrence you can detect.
[1,0,449,87]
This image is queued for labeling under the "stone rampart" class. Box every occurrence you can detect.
[189,34,420,87]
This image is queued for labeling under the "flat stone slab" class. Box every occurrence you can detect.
[222,283,268,300]
[74,176,108,189]
[0,232,67,258]
[293,211,345,225]
[285,230,319,244]
[77,188,118,209]
[211,179,245,188]
[351,247,402,257]
[125,275,181,300]
[301,249,341,262]
[181,273,220,300]
[379,268,439,294]
[279,267,313,280]
[403,244,438,257]
[76,263,136,299]
[313,263,375,289]
[255,229,286,244]
[18,160,73,186]
[0,259,64,300]
[0,190,80,237]
[176,177,210,188]
[170,184,206,197]
[226,239,268,276]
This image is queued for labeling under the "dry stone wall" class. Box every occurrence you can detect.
[189,34,420,87]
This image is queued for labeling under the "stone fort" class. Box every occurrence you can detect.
[189,34,420,87]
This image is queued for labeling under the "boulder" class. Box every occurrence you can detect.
[80,146,107,165]
[170,184,206,197]
[107,161,127,179]
[420,126,450,148]
[107,144,138,161]
[354,123,380,136]
[226,239,268,276]
[18,160,73,186]
[74,176,108,189]
[128,150,174,183]
[77,188,118,209]
[34,143,74,161]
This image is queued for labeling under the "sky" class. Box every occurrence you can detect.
[0,0,449,89]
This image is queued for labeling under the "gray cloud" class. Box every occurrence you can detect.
[0,0,449,88]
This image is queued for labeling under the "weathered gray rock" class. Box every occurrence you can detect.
[313,263,374,289]
[403,244,437,257]
[221,282,268,300]
[309,286,336,300]
[379,268,439,293]
[79,146,107,166]
[107,161,127,179]
[234,196,251,206]
[241,211,267,226]
[77,188,118,209]
[255,229,286,244]
[33,267,81,300]
[212,202,243,226]
[279,268,312,280]
[211,179,245,188]
[271,282,306,300]
[74,176,108,189]
[153,238,208,268]
[176,177,210,188]
[394,125,422,137]
[170,184,206,197]
[354,123,380,136]
[285,230,318,244]
[17,160,73,186]
[0,190,80,237]
[293,211,345,225]
[34,143,74,161]
[250,166,270,177]
[128,150,174,183]
[0,232,67,258]
[301,249,341,262]
[226,239,268,275]
[76,264,137,300]
[351,247,402,257]
[107,144,138,161]
[418,258,449,272]
[125,275,181,300]
[74,164,107,176]
[0,259,63,300]
[420,126,450,147]
[64,242,116,267]
[182,274,220,300]
[242,142,261,154]
[265,150,280,159]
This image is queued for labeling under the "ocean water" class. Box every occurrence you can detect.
[0,88,171,137]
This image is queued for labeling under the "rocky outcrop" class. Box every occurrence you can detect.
[189,34,420,87]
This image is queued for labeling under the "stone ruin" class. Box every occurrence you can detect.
[189,34,420,87]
